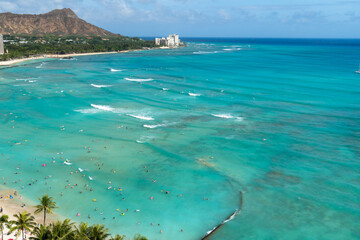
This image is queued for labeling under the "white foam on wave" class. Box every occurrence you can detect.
[136,135,154,143]
[36,62,47,69]
[16,77,38,82]
[127,114,154,121]
[75,109,101,114]
[189,92,201,97]
[143,124,166,129]
[76,104,129,114]
[90,84,112,88]
[125,78,154,82]
[59,57,77,61]
[91,104,115,111]
[162,88,169,91]
[223,48,242,51]
[212,114,233,119]
[193,51,219,55]
[110,68,123,72]
[212,114,243,121]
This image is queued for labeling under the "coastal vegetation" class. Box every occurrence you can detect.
[9,212,36,240]
[0,214,9,240]
[0,35,156,61]
[34,194,57,226]
[0,194,148,240]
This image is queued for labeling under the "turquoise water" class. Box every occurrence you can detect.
[0,38,360,239]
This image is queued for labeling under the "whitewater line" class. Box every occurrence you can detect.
[201,191,243,240]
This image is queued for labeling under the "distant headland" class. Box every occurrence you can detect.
[0,8,186,65]
[0,8,117,37]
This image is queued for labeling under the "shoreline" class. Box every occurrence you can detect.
[0,47,170,66]
[0,187,59,240]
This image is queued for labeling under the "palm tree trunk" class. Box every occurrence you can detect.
[22,228,24,240]
[1,227,3,240]
[44,209,46,225]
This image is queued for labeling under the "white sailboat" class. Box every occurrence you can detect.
[356,65,360,74]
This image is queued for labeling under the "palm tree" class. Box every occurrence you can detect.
[9,211,36,240]
[89,224,110,240]
[34,194,57,225]
[110,234,125,240]
[30,225,52,240]
[50,219,74,240]
[74,222,91,240]
[133,234,148,240]
[0,214,10,240]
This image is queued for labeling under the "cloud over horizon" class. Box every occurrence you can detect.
[0,0,359,38]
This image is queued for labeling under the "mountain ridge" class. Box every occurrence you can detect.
[0,8,119,37]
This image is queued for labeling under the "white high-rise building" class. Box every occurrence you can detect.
[167,34,180,47]
[0,34,4,55]
[155,34,181,48]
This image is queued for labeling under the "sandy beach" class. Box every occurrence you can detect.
[0,51,122,66]
[0,188,58,240]
[0,47,169,67]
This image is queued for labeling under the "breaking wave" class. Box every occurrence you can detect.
[125,78,154,82]
[16,77,38,83]
[90,84,112,88]
[127,114,154,121]
[91,104,115,111]
[193,51,219,55]
[36,62,47,68]
[143,124,166,128]
[189,92,201,97]
[110,68,123,72]
[212,114,243,121]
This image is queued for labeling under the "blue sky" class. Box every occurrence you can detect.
[0,0,360,38]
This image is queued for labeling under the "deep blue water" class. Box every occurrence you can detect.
[0,38,359,239]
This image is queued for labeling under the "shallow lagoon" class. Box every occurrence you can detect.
[0,39,359,239]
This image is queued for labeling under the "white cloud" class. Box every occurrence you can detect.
[0,1,18,12]
[218,9,231,21]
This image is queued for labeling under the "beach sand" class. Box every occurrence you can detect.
[0,47,169,66]
[0,187,58,240]
[0,51,121,66]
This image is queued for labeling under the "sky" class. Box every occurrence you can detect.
[0,0,360,38]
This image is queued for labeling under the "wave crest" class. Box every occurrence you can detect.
[91,104,115,111]
[127,114,154,121]
[212,114,243,121]
[125,78,154,82]
[189,92,201,97]
[143,124,166,128]
[90,84,112,88]
[110,68,123,72]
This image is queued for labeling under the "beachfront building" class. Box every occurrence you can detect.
[0,34,4,54]
[155,34,182,48]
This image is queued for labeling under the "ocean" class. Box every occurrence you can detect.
[0,38,359,239]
